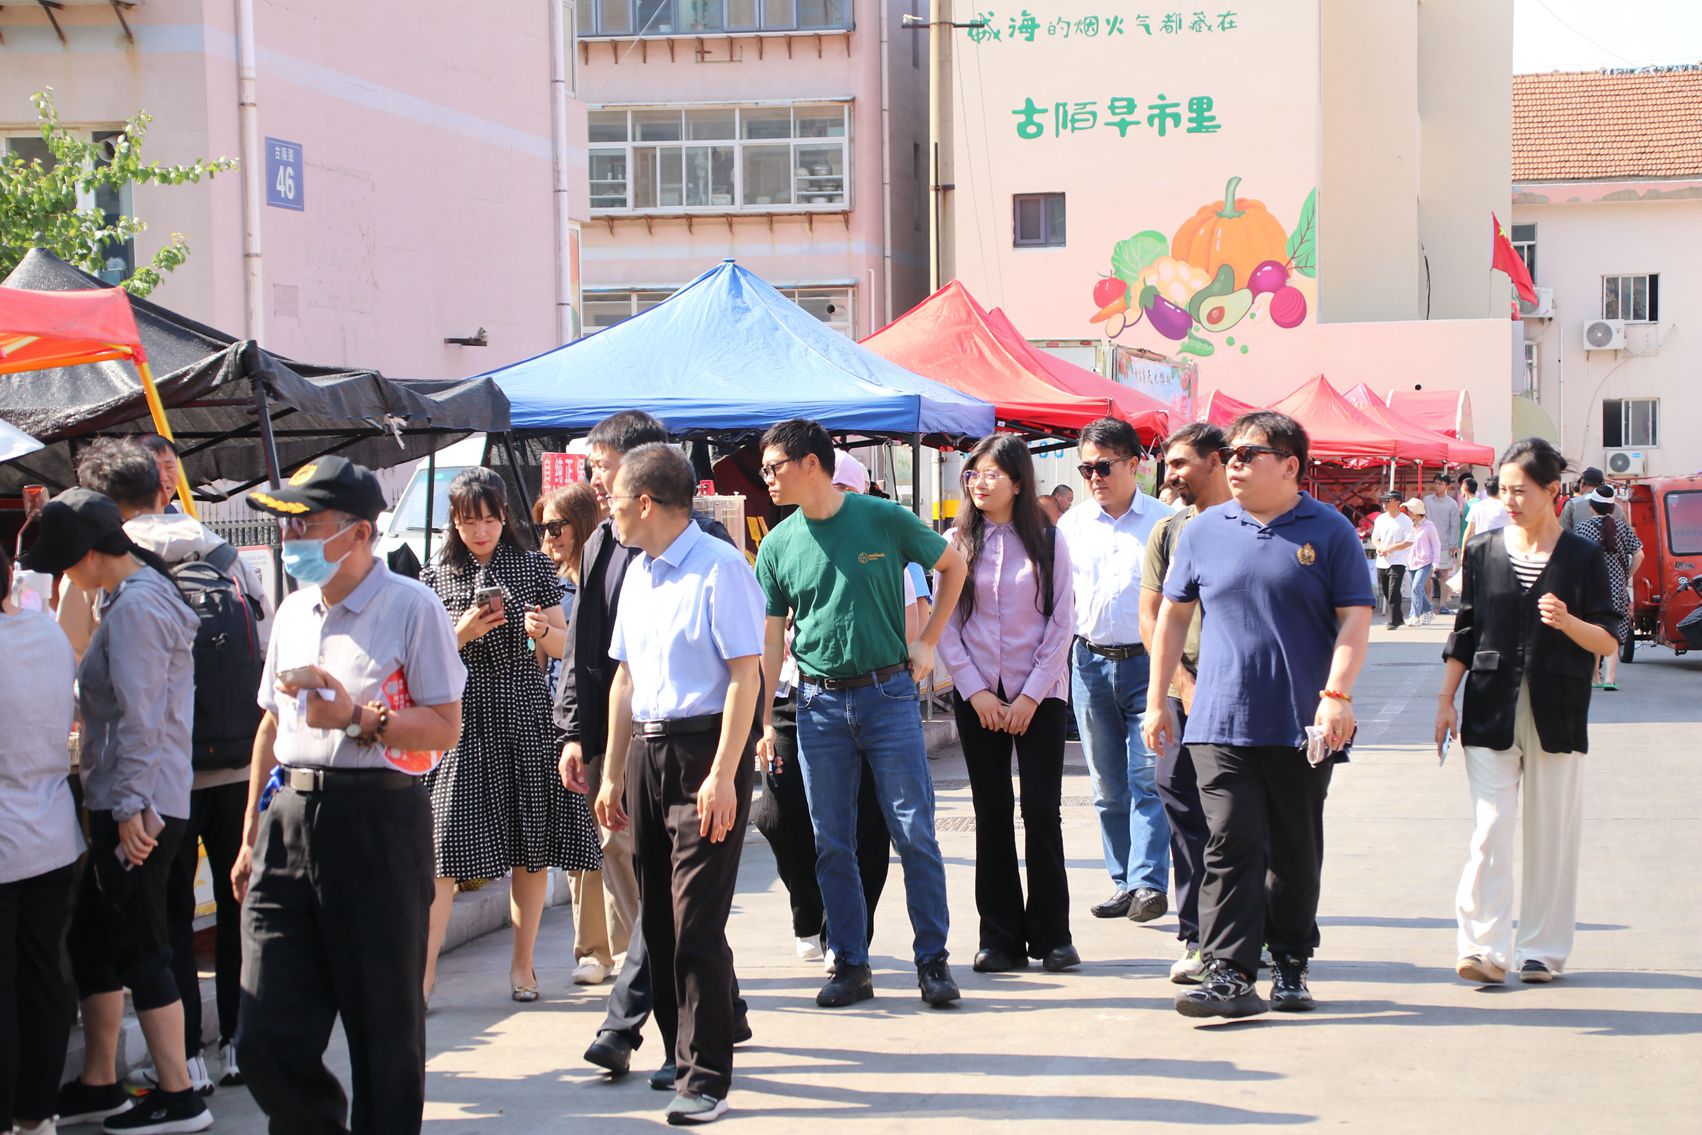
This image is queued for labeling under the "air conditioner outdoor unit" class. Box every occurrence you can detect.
[1518,287,1554,319]
[1605,449,1646,476]
[1583,318,1625,351]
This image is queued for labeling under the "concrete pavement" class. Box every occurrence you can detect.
[146,623,1702,1133]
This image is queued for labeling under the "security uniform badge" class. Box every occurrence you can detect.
[1297,542,1317,566]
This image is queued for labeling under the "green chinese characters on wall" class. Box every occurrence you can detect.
[969,9,1240,43]
[1011,94,1220,140]
[1089,176,1317,358]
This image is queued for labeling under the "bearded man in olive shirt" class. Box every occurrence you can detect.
[754,419,969,1010]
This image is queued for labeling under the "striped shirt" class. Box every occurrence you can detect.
[1504,530,1549,592]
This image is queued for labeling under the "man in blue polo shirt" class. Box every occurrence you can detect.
[1143,411,1373,1019]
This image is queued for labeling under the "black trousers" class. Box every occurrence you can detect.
[237,781,434,1135]
[69,811,186,1011]
[628,724,752,1100]
[1378,564,1407,627]
[0,864,76,1129]
[1154,697,1209,948]
[1192,745,1333,979]
[751,694,889,941]
[954,692,1071,957]
[167,781,247,1056]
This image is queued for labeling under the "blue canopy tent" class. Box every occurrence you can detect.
[479,260,996,441]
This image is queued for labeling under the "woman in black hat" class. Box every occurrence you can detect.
[19,489,212,1134]
[1572,484,1644,690]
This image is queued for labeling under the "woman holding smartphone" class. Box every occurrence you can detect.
[421,469,599,1003]
[529,482,626,985]
[1437,438,1618,986]
[937,435,1079,974]
[18,490,211,1132]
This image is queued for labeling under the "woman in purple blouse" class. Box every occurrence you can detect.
[938,435,1079,974]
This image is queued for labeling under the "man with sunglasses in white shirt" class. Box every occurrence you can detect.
[1056,418,1177,927]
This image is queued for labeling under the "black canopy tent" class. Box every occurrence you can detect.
[0,250,511,500]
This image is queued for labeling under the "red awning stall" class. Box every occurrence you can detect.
[1195,388,1257,428]
[1343,382,1493,466]
[982,307,1168,442]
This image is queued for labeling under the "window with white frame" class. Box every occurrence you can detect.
[1517,342,1538,398]
[589,104,848,212]
[1603,398,1658,449]
[2,130,136,284]
[1511,223,1536,280]
[585,285,854,335]
[1603,273,1658,322]
[578,0,849,36]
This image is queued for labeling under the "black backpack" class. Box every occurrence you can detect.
[169,544,265,771]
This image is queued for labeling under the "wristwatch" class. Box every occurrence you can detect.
[343,704,366,739]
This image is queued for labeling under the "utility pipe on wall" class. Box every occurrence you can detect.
[549,0,577,344]
[234,0,264,342]
[878,0,894,327]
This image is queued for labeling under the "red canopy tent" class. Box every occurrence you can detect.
[1195,388,1257,427]
[0,282,195,514]
[1268,374,1430,462]
[1387,388,1474,442]
[862,281,1140,437]
[1343,382,1493,466]
[982,307,1168,441]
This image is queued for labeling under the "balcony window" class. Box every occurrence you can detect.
[590,103,849,213]
[581,0,849,34]
[586,285,854,335]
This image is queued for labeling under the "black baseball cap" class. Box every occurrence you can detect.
[18,488,140,574]
[1380,490,1402,502]
[246,455,386,522]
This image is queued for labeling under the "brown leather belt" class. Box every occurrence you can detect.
[1077,637,1147,661]
[283,766,420,793]
[799,662,911,691]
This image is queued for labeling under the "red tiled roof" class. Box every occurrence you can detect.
[1512,67,1702,182]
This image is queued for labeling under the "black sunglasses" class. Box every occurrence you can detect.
[1217,444,1291,466]
[533,520,570,539]
[1076,458,1131,480]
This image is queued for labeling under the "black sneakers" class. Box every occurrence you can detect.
[103,1089,213,1134]
[1174,960,1268,1019]
[816,961,874,1007]
[1270,953,1317,1011]
[56,1080,133,1126]
[917,958,961,1006]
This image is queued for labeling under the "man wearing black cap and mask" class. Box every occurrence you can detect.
[232,456,467,1135]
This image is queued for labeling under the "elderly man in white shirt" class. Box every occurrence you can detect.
[1057,418,1176,925]
[1371,491,1415,630]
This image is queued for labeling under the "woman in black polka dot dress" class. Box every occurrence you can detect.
[419,467,601,1002]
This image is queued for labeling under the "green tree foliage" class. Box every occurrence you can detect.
[0,88,238,296]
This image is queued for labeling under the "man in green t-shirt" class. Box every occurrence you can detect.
[754,419,968,1010]
[1138,421,1230,988]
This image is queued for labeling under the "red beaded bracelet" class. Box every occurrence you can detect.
[1319,689,1353,703]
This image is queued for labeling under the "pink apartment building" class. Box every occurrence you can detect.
[1,0,587,380]
[575,0,930,337]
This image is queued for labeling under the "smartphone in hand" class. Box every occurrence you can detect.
[278,665,322,689]
[472,584,505,619]
[1438,730,1453,766]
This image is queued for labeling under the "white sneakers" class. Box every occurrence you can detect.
[794,935,824,963]
[218,1042,242,1087]
[1170,945,1207,985]
[572,959,612,986]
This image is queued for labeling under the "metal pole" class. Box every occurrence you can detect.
[253,376,286,605]
[423,447,437,565]
[910,433,923,523]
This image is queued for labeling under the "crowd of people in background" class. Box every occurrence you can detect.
[0,416,1630,1131]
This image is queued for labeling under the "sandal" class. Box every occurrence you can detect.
[511,974,540,1003]
[1603,682,1618,692]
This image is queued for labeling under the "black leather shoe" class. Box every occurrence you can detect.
[971,948,1027,973]
[584,1030,635,1076]
[1127,887,1169,923]
[1090,891,1133,918]
[648,1063,677,1092]
[1042,944,1082,972]
[816,962,874,1007]
[918,958,961,1006]
[733,1016,753,1044]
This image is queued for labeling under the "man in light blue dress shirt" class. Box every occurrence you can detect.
[596,444,765,1127]
[1056,417,1176,924]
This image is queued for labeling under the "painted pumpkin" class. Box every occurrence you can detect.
[1171,175,1290,290]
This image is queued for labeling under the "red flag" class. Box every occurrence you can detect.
[1492,213,1537,306]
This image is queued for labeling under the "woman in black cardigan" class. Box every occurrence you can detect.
[1435,438,1617,987]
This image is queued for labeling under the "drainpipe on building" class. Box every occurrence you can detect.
[550,0,576,344]
[235,0,264,343]
[927,0,955,292]
[878,0,894,328]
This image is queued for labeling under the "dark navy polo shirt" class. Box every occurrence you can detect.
[1163,491,1374,748]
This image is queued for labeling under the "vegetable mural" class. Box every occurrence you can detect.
[1091,175,1317,357]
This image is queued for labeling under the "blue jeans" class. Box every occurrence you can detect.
[1410,563,1435,619]
[795,670,950,968]
[1071,641,1171,893]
